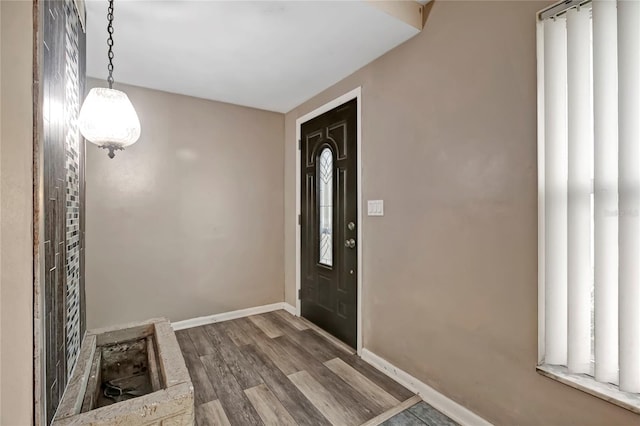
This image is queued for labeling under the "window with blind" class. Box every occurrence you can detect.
[537,0,640,412]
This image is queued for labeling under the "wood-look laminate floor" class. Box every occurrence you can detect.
[175,310,422,426]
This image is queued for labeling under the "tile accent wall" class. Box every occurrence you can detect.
[63,0,82,375]
[42,0,86,422]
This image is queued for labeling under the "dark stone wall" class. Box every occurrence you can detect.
[42,0,86,422]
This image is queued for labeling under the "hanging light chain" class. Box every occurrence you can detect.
[106,0,115,89]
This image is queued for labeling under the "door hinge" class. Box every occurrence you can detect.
[298,214,301,226]
[298,289,302,300]
[298,139,301,150]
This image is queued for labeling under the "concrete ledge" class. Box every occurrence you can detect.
[54,318,194,425]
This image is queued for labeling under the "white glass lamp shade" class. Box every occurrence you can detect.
[79,87,141,150]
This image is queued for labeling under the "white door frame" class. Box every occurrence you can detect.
[295,87,363,355]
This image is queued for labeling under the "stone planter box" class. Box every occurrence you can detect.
[53,318,194,425]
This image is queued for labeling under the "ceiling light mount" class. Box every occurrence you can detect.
[79,0,141,159]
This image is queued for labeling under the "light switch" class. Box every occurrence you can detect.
[367,200,384,216]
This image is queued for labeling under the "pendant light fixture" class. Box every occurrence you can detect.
[79,0,140,159]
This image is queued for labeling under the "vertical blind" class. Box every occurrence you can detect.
[539,0,640,394]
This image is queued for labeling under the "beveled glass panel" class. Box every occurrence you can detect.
[319,148,333,266]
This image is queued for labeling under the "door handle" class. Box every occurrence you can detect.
[345,238,356,249]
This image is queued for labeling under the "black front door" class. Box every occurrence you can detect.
[300,98,358,348]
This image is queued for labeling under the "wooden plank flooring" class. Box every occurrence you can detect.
[176,310,420,426]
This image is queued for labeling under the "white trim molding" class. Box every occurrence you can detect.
[537,364,640,415]
[283,302,297,316]
[295,87,364,355]
[361,349,493,426]
[170,302,285,331]
[536,15,546,366]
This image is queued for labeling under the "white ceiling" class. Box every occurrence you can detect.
[85,1,421,113]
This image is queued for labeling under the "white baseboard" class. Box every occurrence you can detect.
[361,349,492,426]
[283,302,297,315]
[171,302,285,331]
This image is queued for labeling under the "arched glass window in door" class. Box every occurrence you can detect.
[319,148,333,266]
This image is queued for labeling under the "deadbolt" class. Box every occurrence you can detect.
[347,221,356,231]
[345,238,356,249]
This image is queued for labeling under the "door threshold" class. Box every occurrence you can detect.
[360,395,422,426]
[297,315,356,355]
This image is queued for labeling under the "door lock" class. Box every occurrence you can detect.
[347,222,356,231]
[344,238,356,249]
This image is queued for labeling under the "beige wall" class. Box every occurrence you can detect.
[0,1,34,425]
[284,1,639,425]
[1,0,3,421]
[86,81,285,329]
